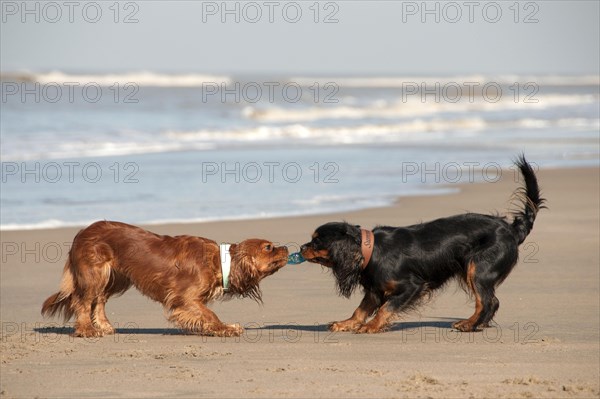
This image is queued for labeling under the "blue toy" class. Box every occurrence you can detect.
[287,252,305,264]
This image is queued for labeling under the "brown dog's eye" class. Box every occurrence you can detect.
[264,244,272,251]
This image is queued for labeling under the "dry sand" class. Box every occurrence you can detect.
[1,167,598,398]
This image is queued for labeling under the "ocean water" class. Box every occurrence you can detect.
[1,72,598,230]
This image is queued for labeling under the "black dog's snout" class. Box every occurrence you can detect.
[300,244,308,252]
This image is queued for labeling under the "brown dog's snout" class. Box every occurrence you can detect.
[272,245,289,263]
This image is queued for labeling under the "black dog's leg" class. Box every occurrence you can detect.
[478,295,500,328]
[454,260,503,331]
[329,291,380,332]
[356,283,424,334]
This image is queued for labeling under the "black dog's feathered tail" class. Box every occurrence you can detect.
[510,155,546,245]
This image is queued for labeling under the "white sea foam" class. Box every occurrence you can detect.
[3,70,231,87]
[2,139,216,161]
[3,116,597,161]
[0,210,356,231]
[244,94,598,123]
[4,71,596,88]
[164,118,489,145]
[0,186,466,231]
[289,75,600,87]
[166,117,599,145]
[0,219,92,231]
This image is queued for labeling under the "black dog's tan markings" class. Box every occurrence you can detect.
[300,156,545,333]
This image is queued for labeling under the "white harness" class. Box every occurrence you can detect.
[219,244,231,291]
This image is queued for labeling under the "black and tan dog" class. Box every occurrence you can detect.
[300,156,545,333]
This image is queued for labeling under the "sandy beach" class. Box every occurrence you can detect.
[1,166,598,399]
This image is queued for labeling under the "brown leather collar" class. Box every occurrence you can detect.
[360,229,374,269]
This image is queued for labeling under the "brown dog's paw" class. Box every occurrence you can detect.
[329,320,362,332]
[72,325,103,338]
[93,322,115,335]
[208,323,243,337]
[99,325,115,335]
[226,324,244,337]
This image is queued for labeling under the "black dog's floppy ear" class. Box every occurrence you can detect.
[329,238,363,298]
[345,224,362,245]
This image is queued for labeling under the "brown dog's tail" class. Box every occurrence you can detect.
[41,255,76,322]
[510,155,546,245]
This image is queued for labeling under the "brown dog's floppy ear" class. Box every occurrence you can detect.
[228,243,262,303]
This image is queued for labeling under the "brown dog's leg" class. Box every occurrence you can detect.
[329,292,379,332]
[72,262,112,338]
[92,271,131,335]
[72,295,102,337]
[169,301,242,337]
[91,297,114,335]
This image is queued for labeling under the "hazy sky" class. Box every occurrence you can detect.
[1,1,599,75]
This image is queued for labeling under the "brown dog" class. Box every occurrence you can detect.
[41,221,288,337]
